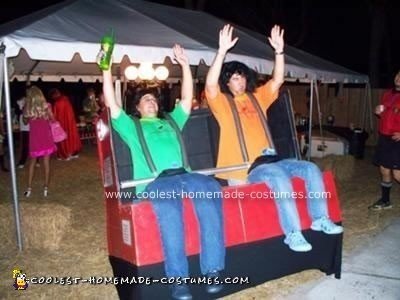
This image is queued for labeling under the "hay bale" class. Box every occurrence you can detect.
[313,154,355,182]
[0,203,71,251]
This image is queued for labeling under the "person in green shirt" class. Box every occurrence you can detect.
[102,44,225,300]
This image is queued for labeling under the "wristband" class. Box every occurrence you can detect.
[275,51,284,55]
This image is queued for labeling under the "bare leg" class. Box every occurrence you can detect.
[24,157,36,197]
[43,155,51,188]
[380,166,392,182]
[27,157,36,188]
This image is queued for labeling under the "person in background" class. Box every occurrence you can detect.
[23,86,56,197]
[49,88,81,160]
[102,44,225,300]
[0,112,8,172]
[369,70,400,210]
[97,91,106,113]
[82,87,100,123]
[16,96,30,169]
[205,24,343,252]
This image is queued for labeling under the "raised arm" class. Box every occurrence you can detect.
[268,25,285,93]
[47,103,55,121]
[102,69,121,119]
[173,44,193,115]
[23,100,30,119]
[205,24,239,99]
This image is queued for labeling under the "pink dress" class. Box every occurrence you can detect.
[29,117,57,158]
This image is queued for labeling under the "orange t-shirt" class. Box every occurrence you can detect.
[206,81,278,180]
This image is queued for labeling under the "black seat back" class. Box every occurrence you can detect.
[267,89,301,160]
[182,109,220,170]
[111,127,136,199]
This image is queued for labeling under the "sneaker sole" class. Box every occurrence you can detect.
[369,206,383,211]
[311,225,343,235]
[288,244,312,252]
[284,240,312,252]
[369,205,392,211]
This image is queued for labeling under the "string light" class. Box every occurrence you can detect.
[124,63,169,81]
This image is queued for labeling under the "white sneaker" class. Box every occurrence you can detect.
[311,216,343,234]
[284,231,312,252]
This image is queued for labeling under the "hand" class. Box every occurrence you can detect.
[173,44,189,66]
[218,24,239,55]
[96,49,105,65]
[96,49,113,70]
[374,105,384,115]
[268,25,284,53]
[392,132,400,142]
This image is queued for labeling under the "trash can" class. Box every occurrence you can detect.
[349,128,368,159]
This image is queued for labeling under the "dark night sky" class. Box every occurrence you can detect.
[1,0,399,87]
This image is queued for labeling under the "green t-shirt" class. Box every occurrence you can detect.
[111,104,189,193]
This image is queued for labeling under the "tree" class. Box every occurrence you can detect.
[184,0,207,11]
[368,0,387,87]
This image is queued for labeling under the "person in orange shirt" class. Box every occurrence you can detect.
[205,24,343,252]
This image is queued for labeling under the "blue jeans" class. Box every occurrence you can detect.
[247,159,328,235]
[144,172,225,278]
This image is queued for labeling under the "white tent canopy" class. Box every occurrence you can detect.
[0,0,368,83]
[0,0,371,251]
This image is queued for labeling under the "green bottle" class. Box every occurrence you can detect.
[97,29,115,71]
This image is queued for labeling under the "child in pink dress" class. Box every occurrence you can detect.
[23,86,56,197]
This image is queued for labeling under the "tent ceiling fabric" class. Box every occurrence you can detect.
[0,0,368,83]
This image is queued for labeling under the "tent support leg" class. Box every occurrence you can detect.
[314,80,326,157]
[365,82,374,133]
[307,80,314,161]
[1,46,23,251]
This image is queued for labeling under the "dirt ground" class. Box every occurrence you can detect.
[0,144,399,299]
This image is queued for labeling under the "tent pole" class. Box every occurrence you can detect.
[1,47,23,251]
[361,81,373,135]
[366,82,374,133]
[307,80,314,161]
[360,83,367,129]
[122,76,128,110]
[314,81,325,158]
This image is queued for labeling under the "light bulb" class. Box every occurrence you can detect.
[124,66,138,80]
[138,62,155,80]
[155,66,169,80]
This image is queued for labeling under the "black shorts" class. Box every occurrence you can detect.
[373,134,400,170]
